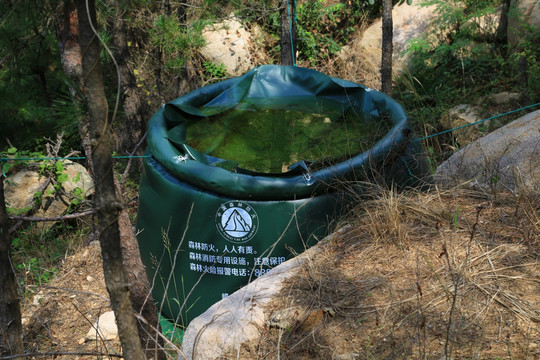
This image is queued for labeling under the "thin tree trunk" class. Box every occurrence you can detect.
[111,1,149,157]
[495,0,511,46]
[74,1,145,359]
[59,2,163,356]
[0,174,24,356]
[116,178,164,359]
[110,5,164,356]
[57,0,94,174]
[381,0,393,95]
[280,0,296,66]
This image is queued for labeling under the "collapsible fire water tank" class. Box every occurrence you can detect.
[136,65,429,326]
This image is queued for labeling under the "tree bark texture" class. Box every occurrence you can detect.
[116,179,164,359]
[74,1,145,359]
[57,0,94,174]
[495,0,511,46]
[381,0,393,95]
[111,2,151,157]
[0,175,24,356]
[280,0,296,66]
[59,2,163,357]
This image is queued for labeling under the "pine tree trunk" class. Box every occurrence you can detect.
[57,0,94,174]
[74,1,145,359]
[280,0,296,66]
[381,0,393,95]
[0,175,24,356]
[116,178,164,359]
[495,0,511,46]
[59,2,164,356]
[111,1,150,158]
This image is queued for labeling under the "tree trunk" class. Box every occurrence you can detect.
[0,174,24,356]
[280,0,296,66]
[111,1,150,158]
[109,4,164,356]
[381,0,393,95]
[495,0,511,46]
[59,2,163,357]
[116,179,164,359]
[56,0,94,174]
[74,1,145,359]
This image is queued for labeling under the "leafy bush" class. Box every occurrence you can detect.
[256,0,373,67]
[202,61,228,84]
[394,0,540,165]
[295,1,360,65]
[397,0,521,126]
[508,22,540,100]
[149,15,207,72]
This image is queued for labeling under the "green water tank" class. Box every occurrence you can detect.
[136,65,429,326]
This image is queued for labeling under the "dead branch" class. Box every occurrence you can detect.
[8,209,94,223]
[0,351,123,359]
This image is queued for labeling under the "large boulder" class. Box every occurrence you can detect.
[336,2,438,90]
[179,230,349,360]
[508,0,540,49]
[434,110,540,192]
[4,160,94,226]
[440,104,488,146]
[199,17,258,76]
[4,171,48,212]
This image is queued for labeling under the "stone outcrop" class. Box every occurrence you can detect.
[4,171,48,211]
[434,110,540,192]
[4,160,94,225]
[441,104,487,146]
[508,0,540,49]
[487,92,522,105]
[85,311,118,341]
[336,2,438,90]
[199,17,258,76]
[179,231,350,360]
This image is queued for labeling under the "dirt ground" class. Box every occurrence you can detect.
[21,188,540,359]
[22,241,122,359]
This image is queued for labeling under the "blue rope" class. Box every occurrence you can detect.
[2,103,539,178]
[413,102,540,143]
[0,155,151,178]
[0,155,151,162]
[111,155,151,159]
[1,160,7,179]
[286,0,296,66]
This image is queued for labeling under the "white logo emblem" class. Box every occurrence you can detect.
[216,201,259,243]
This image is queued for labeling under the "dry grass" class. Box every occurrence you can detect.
[20,184,539,359]
[236,186,539,359]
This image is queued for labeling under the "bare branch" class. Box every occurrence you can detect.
[0,351,123,360]
[8,210,94,223]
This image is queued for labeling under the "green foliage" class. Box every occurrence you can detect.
[11,223,82,291]
[202,61,227,84]
[294,0,369,66]
[1,147,45,176]
[393,0,540,166]
[256,0,373,67]
[508,23,540,100]
[149,15,207,72]
[0,0,80,151]
[396,0,527,126]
